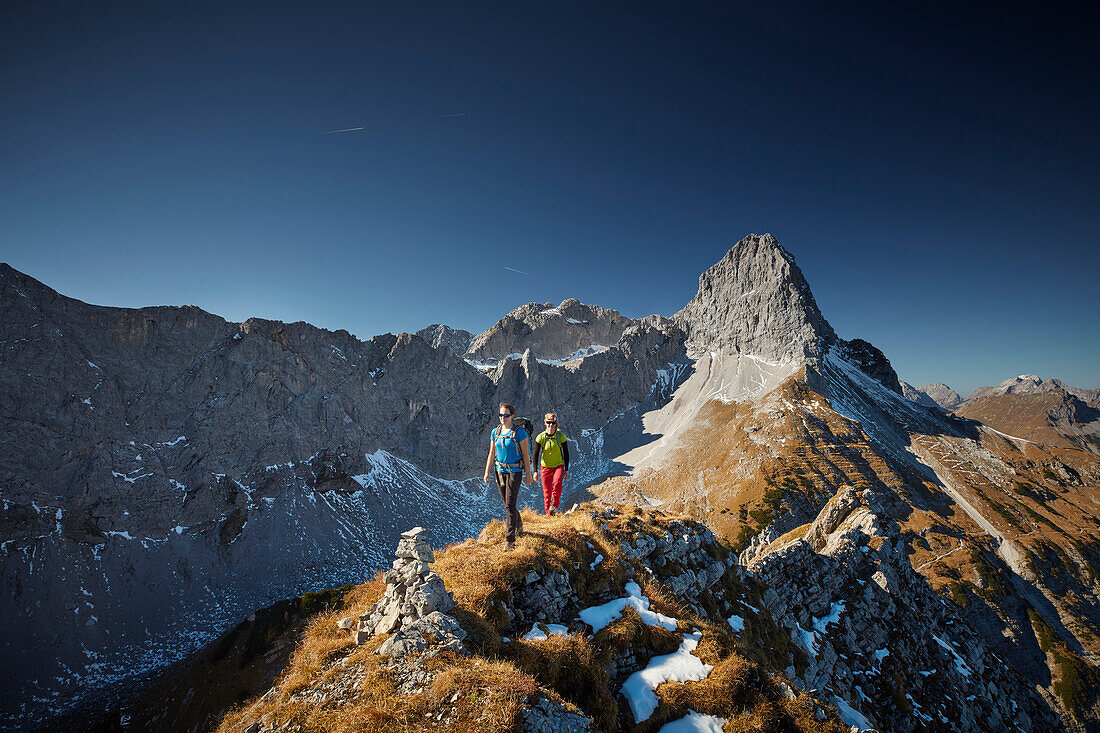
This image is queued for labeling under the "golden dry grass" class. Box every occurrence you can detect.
[425,658,542,733]
[508,632,618,731]
[217,506,870,733]
[216,576,388,733]
[593,605,682,663]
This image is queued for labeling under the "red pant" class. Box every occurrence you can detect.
[540,465,564,514]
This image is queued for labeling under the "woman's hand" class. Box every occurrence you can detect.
[483,472,491,484]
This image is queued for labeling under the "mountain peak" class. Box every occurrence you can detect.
[673,233,837,363]
[465,298,666,362]
[915,382,963,410]
[966,374,1099,403]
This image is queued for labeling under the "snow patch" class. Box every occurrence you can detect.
[792,622,818,658]
[812,600,845,633]
[658,710,728,732]
[832,695,874,730]
[522,623,570,641]
[932,634,972,676]
[578,581,677,634]
[537,345,608,365]
[621,631,712,723]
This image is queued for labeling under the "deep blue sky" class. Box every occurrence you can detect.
[2,1,1097,395]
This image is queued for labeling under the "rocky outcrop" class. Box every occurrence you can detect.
[747,487,1060,733]
[837,338,903,395]
[520,696,592,733]
[673,233,837,363]
[217,504,1063,733]
[802,485,861,551]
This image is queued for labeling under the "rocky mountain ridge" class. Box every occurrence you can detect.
[465,297,675,365]
[4,232,1098,731]
[900,381,942,409]
[967,374,1100,404]
[899,373,1100,453]
[0,264,687,727]
[918,382,963,410]
[413,323,473,356]
[135,499,1056,733]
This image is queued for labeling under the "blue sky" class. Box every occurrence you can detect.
[2,1,1097,396]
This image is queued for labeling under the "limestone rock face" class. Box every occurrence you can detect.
[837,338,902,395]
[482,321,689,440]
[466,297,675,363]
[673,233,837,363]
[918,382,963,410]
[0,263,693,725]
[414,324,472,356]
[901,381,940,409]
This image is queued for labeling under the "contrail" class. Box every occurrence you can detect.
[504,266,529,275]
[321,126,366,134]
[440,112,469,118]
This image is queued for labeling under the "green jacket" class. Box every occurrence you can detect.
[534,430,568,468]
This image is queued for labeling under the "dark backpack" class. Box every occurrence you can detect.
[492,417,535,461]
[513,417,535,441]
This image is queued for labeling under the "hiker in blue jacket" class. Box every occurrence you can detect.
[483,402,533,550]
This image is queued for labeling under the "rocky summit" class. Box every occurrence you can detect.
[673,233,837,364]
[3,233,1100,732]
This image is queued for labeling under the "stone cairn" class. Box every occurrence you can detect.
[341,527,467,657]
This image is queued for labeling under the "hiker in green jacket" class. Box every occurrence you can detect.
[532,412,569,515]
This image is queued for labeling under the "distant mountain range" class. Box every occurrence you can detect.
[899,375,1100,454]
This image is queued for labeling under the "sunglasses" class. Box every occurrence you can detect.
[546,420,557,424]
[499,413,512,418]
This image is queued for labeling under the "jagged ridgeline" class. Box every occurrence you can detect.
[2,233,1098,732]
